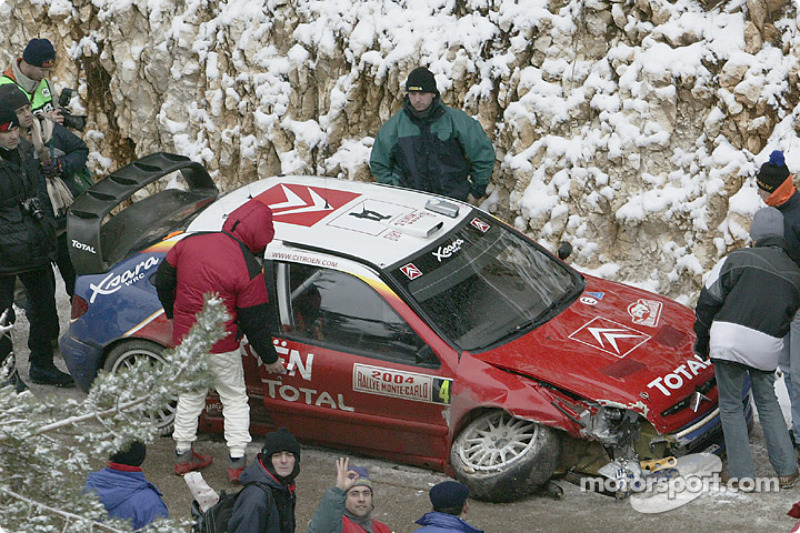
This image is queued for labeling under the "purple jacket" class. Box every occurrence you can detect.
[414,512,483,533]
[85,464,168,529]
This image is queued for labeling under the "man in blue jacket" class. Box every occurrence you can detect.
[370,67,495,202]
[85,441,169,530]
[414,480,482,533]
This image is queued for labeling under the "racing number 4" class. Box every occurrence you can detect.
[438,380,450,404]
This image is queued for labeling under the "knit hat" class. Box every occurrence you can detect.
[406,67,437,94]
[23,38,56,68]
[0,103,19,132]
[110,441,146,467]
[0,84,30,112]
[429,480,470,511]
[261,427,301,461]
[750,206,784,243]
[757,150,791,193]
[348,465,373,492]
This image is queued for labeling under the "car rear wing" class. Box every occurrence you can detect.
[67,152,219,275]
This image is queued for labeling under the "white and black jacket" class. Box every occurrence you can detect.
[694,235,800,371]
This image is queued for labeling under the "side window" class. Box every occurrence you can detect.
[278,262,429,365]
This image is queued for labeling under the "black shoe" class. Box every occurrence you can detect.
[29,366,75,387]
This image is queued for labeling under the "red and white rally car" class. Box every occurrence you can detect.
[62,153,729,502]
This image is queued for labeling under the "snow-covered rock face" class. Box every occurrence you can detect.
[2,0,797,302]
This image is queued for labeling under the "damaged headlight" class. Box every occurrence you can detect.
[579,405,641,449]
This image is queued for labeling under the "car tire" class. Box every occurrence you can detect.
[104,340,175,435]
[451,410,560,502]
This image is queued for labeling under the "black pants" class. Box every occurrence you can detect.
[0,268,59,369]
[55,232,76,298]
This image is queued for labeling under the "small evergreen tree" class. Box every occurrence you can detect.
[0,295,229,532]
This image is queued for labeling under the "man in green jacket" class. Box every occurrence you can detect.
[370,67,495,202]
[307,458,390,533]
[0,38,63,125]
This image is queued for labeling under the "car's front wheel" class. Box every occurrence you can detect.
[104,340,175,435]
[451,410,560,502]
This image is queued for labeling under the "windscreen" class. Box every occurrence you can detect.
[390,215,584,351]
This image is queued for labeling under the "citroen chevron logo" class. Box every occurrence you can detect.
[256,184,361,227]
[569,317,651,358]
[270,184,331,216]
[690,391,711,413]
[587,327,646,354]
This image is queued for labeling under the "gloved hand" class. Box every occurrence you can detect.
[41,158,63,179]
[470,182,487,199]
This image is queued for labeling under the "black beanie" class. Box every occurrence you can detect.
[406,67,437,94]
[0,84,30,112]
[0,104,18,132]
[429,481,470,512]
[757,150,791,193]
[23,38,56,68]
[110,441,146,467]
[261,427,300,461]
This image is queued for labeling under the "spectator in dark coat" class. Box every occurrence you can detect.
[757,150,800,449]
[694,207,800,488]
[1,82,88,298]
[154,199,285,482]
[229,428,300,533]
[85,441,169,530]
[0,91,70,388]
[414,480,482,533]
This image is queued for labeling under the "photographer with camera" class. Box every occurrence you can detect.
[1,84,89,298]
[0,90,72,388]
[0,38,63,126]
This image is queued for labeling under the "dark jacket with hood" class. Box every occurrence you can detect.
[370,95,495,201]
[694,233,800,371]
[153,199,278,360]
[0,136,56,275]
[229,455,298,533]
[85,464,169,530]
[774,190,800,267]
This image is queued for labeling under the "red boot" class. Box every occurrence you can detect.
[174,449,212,475]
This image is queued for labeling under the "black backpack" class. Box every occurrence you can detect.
[191,482,272,533]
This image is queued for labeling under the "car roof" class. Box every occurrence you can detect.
[185,176,475,268]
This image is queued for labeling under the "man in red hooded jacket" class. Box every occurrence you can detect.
[154,199,285,483]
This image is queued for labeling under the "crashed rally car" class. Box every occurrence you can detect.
[61,152,732,502]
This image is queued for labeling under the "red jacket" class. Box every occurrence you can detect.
[154,199,277,361]
[343,515,391,533]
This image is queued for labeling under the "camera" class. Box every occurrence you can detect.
[21,197,44,221]
[58,89,87,132]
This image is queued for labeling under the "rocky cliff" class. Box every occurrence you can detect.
[2,0,798,301]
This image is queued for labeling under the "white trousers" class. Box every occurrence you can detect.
[173,348,252,458]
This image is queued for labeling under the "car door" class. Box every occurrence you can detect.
[259,258,454,470]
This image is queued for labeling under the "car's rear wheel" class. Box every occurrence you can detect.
[451,410,560,502]
[104,340,175,435]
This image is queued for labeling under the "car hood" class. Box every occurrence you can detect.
[473,273,713,431]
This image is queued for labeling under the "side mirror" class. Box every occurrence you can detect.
[557,241,573,261]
